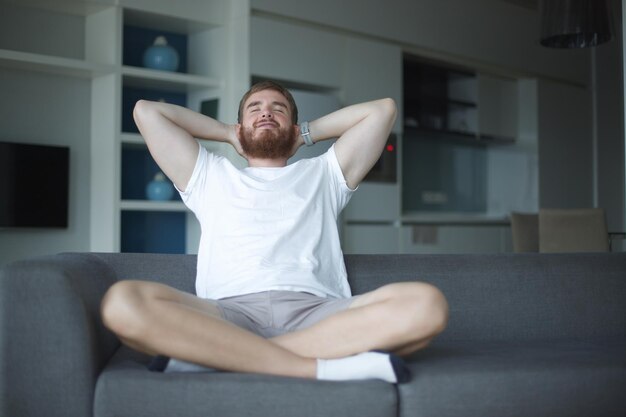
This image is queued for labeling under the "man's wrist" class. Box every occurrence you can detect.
[300,121,314,146]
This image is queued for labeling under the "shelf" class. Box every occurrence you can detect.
[0,49,112,78]
[448,99,477,108]
[405,95,477,108]
[401,212,510,226]
[120,133,145,145]
[122,66,222,93]
[404,126,514,146]
[8,0,115,16]
[345,213,510,227]
[121,200,187,212]
[123,4,226,32]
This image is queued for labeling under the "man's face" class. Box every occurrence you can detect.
[238,89,298,160]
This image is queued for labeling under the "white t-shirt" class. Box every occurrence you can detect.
[179,143,355,300]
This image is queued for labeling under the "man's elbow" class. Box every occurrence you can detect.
[379,98,397,122]
[133,99,157,126]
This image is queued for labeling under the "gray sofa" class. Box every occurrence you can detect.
[1,252,625,417]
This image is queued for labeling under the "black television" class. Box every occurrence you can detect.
[0,141,70,229]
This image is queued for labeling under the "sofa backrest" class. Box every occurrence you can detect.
[92,252,197,293]
[92,252,626,343]
[345,253,626,343]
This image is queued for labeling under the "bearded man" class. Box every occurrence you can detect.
[100,81,448,384]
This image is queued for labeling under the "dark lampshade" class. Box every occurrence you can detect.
[540,0,613,48]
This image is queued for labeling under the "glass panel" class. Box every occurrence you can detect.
[403,133,486,212]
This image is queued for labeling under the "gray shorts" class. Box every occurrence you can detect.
[209,291,357,338]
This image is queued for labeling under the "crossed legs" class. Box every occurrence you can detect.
[100,281,448,380]
[271,282,448,359]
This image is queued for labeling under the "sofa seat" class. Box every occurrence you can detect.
[399,340,626,417]
[94,346,398,417]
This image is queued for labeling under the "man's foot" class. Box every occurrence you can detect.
[316,351,411,383]
[147,355,170,372]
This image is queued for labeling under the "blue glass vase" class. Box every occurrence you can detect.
[146,172,174,201]
[143,36,179,72]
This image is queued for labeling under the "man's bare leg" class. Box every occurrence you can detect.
[101,280,446,381]
[271,282,449,359]
[101,281,316,379]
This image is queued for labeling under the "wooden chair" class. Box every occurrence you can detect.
[510,212,539,253]
[510,208,610,253]
[538,208,609,253]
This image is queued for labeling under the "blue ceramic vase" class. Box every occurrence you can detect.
[146,172,174,201]
[143,36,179,72]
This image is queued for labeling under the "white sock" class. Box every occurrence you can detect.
[316,352,410,384]
[164,358,218,373]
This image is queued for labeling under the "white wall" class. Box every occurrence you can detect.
[596,0,624,236]
[251,0,590,85]
[486,78,539,216]
[0,3,84,59]
[538,79,594,208]
[0,68,92,266]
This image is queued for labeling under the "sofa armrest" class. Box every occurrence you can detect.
[0,253,119,417]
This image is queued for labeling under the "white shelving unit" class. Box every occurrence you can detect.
[1,0,248,254]
[120,132,145,145]
[120,200,187,212]
[0,48,112,77]
[121,66,221,91]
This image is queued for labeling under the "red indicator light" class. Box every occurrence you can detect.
[386,144,395,152]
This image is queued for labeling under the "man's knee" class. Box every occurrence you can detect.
[419,283,449,336]
[387,282,449,340]
[100,280,151,339]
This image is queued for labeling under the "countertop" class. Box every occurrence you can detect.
[346,212,511,226]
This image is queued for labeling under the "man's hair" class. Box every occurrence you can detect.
[237,81,298,125]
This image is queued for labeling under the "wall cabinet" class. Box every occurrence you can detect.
[478,74,518,140]
[342,37,403,132]
[403,58,478,138]
[403,56,517,144]
[250,16,345,89]
[401,56,519,216]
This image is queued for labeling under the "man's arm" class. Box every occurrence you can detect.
[133,100,241,191]
[305,98,397,190]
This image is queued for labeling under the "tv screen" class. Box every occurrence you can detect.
[0,141,70,228]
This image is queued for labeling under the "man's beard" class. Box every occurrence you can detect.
[239,124,297,160]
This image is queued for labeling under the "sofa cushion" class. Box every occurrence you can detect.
[94,347,398,417]
[399,340,626,417]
